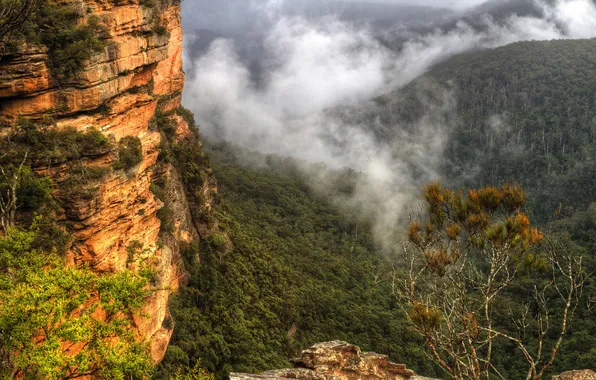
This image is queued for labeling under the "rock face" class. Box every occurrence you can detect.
[230,341,420,380]
[553,370,596,380]
[0,0,215,363]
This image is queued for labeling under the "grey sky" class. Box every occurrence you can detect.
[343,0,486,9]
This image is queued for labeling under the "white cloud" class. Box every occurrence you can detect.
[182,0,596,247]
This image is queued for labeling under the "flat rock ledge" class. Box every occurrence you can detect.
[230,341,422,380]
[553,370,596,380]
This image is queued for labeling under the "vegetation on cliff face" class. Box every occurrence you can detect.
[1,0,197,376]
[0,223,154,379]
[3,0,111,81]
[0,118,115,249]
[0,118,158,378]
[0,0,43,46]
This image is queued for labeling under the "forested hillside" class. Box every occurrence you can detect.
[374,38,596,223]
[155,140,596,379]
[157,38,596,379]
[156,141,439,379]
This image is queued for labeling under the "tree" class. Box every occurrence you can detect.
[0,151,28,233]
[393,182,587,380]
[0,0,43,47]
[0,222,154,379]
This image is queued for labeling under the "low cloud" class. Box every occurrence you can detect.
[182,0,596,248]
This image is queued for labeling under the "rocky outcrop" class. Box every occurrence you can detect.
[230,341,422,380]
[0,0,214,363]
[554,370,596,380]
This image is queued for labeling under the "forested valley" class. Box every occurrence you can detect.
[1,0,595,376]
[158,38,596,379]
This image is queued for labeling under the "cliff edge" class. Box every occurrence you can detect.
[0,0,216,363]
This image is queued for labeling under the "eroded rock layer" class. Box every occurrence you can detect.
[553,370,596,380]
[0,0,213,363]
[230,341,422,380]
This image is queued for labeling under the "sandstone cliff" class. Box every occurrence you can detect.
[0,0,216,363]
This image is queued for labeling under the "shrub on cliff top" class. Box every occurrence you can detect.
[22,1,110,81]
[10,119,112,165]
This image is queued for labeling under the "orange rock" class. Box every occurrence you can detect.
[0,0,204,366]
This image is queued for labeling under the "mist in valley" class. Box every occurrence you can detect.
[181,0,596,247]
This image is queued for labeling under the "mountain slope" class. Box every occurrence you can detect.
[370,38,596,222]
[155,141,440,379]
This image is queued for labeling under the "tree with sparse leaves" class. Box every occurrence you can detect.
[394,182,587,380]
[0,0,42,47]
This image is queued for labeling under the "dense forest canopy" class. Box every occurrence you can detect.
[157,137,596,379]
[372,38,596,223]
[160,38,596,379]
[156,141,439,379]
[1,0,596,376]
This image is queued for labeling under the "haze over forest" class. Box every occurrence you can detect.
[180,0,596,244]
[2,0,596,378]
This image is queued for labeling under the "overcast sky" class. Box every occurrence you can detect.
[344,0,485,8]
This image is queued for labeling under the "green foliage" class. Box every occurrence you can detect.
[150,177,167,202]
[113,136,143,171]
[154,111,178,139]
[155,142,438,379]
[25,2,109,81]
[0,223,154,379]
[370,39,596,376]
[152,108,213,229]
[171,362,215,380]
[0,0,43,46]
[157,206,174,234]
[377,39,596,224]
[8,119,112,165]
[177,107,197,131]
[16,170,52,210]
[139,0,157,7]
[208,232,227,247]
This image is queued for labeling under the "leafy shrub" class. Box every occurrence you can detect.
[140,0,157,6]
[16,170,52,210]
[154,111,178,139]
[157,206,174,233]
[177,106,196,129]
[77,128,111,155]
[0,225,154,378]
[31,4,110,81]
[209,232,227,247]
[10,120,112,165]
[113,136,143,171]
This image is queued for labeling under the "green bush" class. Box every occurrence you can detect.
[10,120,113,165]
[154,111,178,139]
[31,4,110,81]
[0,224,154,378]
[139,0,157,7]
[16,170,52,210]
[177,106,197,129]
[113,136,143,171]
[209,232,227,247]
[157,206,174,233]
